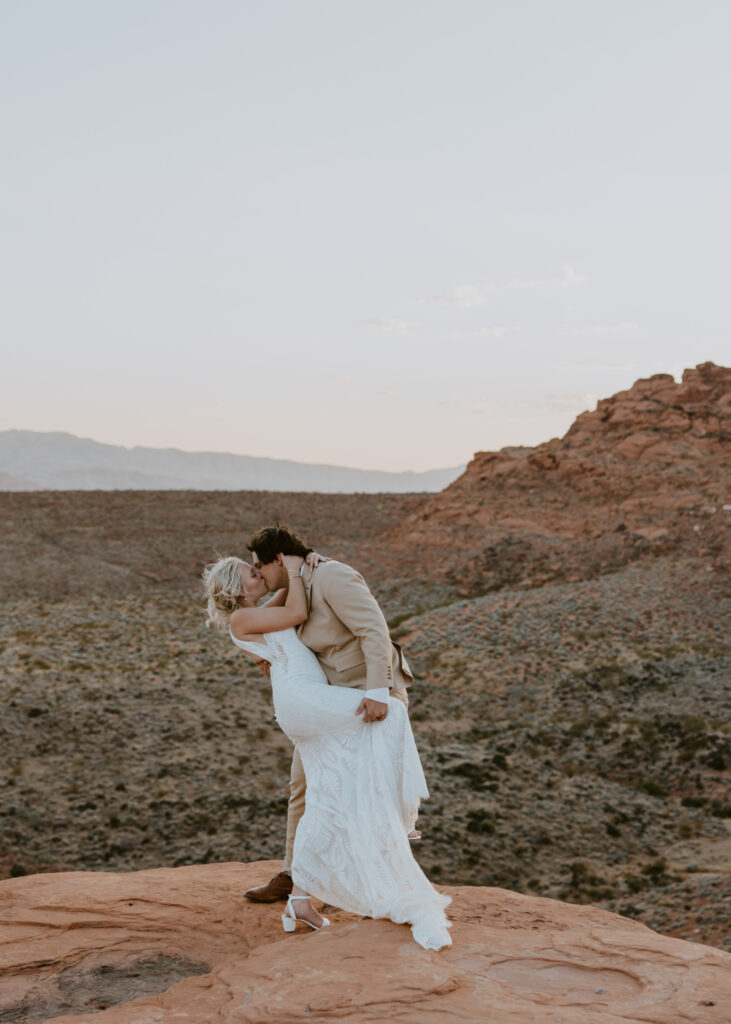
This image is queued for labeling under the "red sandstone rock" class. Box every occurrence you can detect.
[383,363,730,590]
[0,861,728,1023]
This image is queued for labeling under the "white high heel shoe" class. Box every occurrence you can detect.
[281,895,330,933]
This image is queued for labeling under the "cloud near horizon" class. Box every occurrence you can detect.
[559,322,640,337]
[433,284,488,308]
[539,392,597,416]
[449,326,522,340]
[364,318,412,333]
[433,265,587,306]
[553,264,588,288]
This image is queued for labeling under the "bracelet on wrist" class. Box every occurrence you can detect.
[287,571,302,580]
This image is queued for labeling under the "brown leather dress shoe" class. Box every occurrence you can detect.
[244,871,293,902]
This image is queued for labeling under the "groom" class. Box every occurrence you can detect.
[243,523,413,902]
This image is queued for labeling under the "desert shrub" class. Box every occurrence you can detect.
[566,716,592,739]
[681,795,706,808]
[638,779,666,797]
[533,833,553,846]
[677,714,708,745]
[570,862,592,886]
[446,761,489,786]
[466,810,496,835]
[710,800,731,818]
[641,858,668,882]
[561,861,614,903]
[585,885,615,900]
[528,729,555,747]
[638,721,659,752]
[387,610,420,631]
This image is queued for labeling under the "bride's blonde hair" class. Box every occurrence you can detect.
[202,555,246,632]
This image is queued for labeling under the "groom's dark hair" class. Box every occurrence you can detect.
[247,523,313,565]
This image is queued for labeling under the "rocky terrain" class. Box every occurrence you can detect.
[388,361,730,592]
[0,489,436,608]
[1,861,728,1023]
[1,362,729,968]
[397,555,730,949]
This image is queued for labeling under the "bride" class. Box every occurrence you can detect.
[203,551,452,951]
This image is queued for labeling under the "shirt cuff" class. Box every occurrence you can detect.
[365,687,389,704]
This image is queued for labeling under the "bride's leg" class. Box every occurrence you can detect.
[288,883,326,928]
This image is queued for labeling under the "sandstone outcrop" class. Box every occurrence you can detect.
[0,860,728,1024]
[386,362,730,592]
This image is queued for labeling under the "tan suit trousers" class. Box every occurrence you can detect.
[282,686,409,874]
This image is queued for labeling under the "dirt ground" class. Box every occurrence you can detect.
[1,491,728,952]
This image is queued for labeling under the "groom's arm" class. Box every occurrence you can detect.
[316,562,395,698]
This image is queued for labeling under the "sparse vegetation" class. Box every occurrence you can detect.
[0,488,728,952]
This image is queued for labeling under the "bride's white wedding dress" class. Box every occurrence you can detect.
[230,626,452,950]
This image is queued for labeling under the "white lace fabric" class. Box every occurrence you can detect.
[230,627,452,950]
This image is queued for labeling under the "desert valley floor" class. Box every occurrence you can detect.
[1,484,729,955]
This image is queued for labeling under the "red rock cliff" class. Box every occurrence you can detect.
[386,362,730,591]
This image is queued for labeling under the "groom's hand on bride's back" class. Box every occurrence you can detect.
[356,697,388,723]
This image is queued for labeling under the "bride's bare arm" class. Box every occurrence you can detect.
[230,555,307,636]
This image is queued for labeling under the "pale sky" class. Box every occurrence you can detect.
[2,0,730,471]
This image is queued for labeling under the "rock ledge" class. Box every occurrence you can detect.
[0,860,728,1023]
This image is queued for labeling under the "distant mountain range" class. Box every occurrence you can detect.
[0,431,465,493]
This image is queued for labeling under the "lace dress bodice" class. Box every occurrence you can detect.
[230,627,324,685]
[230,627,336,741]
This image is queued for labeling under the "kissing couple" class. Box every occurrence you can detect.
[203,524,452,950]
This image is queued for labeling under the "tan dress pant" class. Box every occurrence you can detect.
[282,686,409,874]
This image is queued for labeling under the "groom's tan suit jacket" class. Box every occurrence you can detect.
[297,560,413,700]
